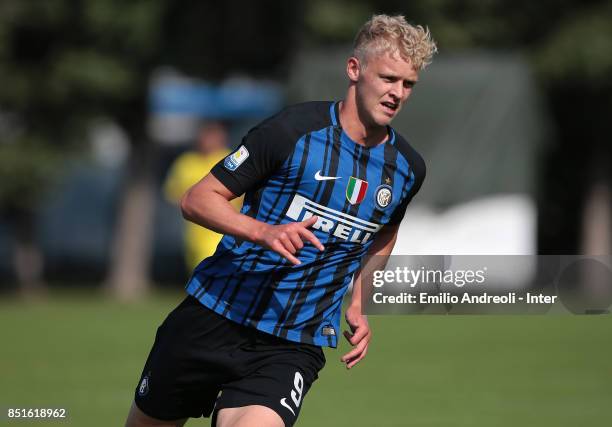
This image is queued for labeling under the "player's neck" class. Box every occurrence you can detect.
[338,96,388,148]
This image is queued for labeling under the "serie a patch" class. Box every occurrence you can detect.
[224,145,250,171]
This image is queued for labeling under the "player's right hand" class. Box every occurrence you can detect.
[255,216,324,265]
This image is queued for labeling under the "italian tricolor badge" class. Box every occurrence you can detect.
[346,177,368,205]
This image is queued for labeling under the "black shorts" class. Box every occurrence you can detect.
[133,296,326,426]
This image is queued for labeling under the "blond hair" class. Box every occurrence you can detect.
[353,14,437,70]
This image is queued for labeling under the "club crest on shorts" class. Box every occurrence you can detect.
[375,184,393,209]
[138,374,150,396]
[346,177,368,205]
[224,145,249,171]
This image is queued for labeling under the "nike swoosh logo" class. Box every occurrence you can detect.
[315,170,341,181]
[280,398,296,416]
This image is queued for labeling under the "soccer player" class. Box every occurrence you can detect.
[164,122,240,271]
[126,14,436,427]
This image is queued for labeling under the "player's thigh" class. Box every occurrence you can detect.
[216,405,284,427]
[125,401,188,427]
[131,296,240,421]
[215,344,325,427]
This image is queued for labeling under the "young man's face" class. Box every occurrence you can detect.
[350,51,419,127]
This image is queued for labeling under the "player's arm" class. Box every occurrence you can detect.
[180,173,323,265]
[341,223,400,369]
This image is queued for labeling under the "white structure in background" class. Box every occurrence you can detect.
[89,119,130,168]
[394,194,536,255]
[394,194,537,289]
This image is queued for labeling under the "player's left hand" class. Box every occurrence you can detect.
[341,305,371,369]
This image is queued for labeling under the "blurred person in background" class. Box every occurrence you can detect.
[126,14,436,427]
[163,122,235,271]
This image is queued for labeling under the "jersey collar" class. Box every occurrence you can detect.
[330,101,395,146]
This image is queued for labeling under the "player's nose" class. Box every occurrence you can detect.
[388,83,402,99]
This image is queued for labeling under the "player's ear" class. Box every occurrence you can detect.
[347,57,361,82]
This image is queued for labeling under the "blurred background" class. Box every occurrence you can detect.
[1,1,611,426]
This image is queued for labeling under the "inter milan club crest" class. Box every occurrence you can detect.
[346,177,368,205]
[138,373,150,396]
[375,184,393,209]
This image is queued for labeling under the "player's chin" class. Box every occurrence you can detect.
[373,111,395,126]
[378,104,401,123]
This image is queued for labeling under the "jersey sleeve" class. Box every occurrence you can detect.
[210,120,291,196]
[387,151,426,225]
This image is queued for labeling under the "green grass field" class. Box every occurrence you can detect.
[1,290,610,426]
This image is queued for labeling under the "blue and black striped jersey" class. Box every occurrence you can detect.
[186,101,425,347]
